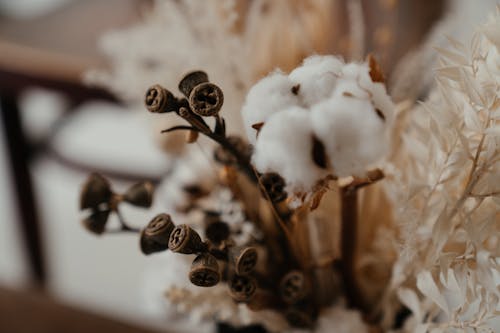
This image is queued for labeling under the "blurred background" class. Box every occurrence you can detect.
[0,0,497,332]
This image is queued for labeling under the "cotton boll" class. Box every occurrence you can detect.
[253,107,329,192]
[311,93,390,177]
[241,71,300,144]
[339,63,395,123]
[289,55,344,107]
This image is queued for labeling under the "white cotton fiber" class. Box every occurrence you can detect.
[311,93,388,177]
[242,55,395,191]
[252,106,329,192]
[241,71,300,143]
[289,55,344,107]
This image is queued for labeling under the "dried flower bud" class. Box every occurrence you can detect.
[178,70,209,97]
[80,173,112,210]
[145,84,177,113]
[81,209,110,235]
[140,214,175,255]
[279,270,309,304]
[229,246,258,276]
[205,220,230,245]
[260,172,287,203]
[189,253,220,287]
[168,224,207,254]
[189,82,224,117]
[229,275,257,302]
[214,136,251,166]
[285,307,314,328]
[123,181,154,208]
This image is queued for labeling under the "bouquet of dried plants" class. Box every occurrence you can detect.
[79,2,500,332]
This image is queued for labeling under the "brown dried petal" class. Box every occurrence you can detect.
[367,54,385,83]
[189,82,224,117]
[123,181,154,208]
[140,213,175,255]
[189,253,220,287]
[80,173,112,210]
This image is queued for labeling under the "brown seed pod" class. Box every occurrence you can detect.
[80,173,112,210]
[279,270,310,304]
[205,220,230,245]
[260,172,287,203]
[123,181,154,208]
[81,209,110,235]
[189,253,221,287]
[284,307,314,328]
[145,84,177,113]
[229,246,258,276]
[178,71,209,97]
[228,275,257,302]
[168,224,207,254]
[140,214,175,255]
[189,82,224,117]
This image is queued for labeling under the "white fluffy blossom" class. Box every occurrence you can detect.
[241,71,300,143]
[244,55,395,191]
[253,107,330,191]
[289,55,344,107]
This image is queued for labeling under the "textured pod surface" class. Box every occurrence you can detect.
[228,275,257,302]
[230,247,258,276]
[140,213,175,255]
[123,181,154,207]
[145,84,177,113]
[80,173,112,210]
[280,270,309,304]
[168,224,206,254]
[178,70,209,97]
[189,253,220,287]
[189,82,224,117]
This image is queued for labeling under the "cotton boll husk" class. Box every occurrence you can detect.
[311,93,389,177]
[241,71,300,144]
[253,107,329,192]
[288,55,344,107]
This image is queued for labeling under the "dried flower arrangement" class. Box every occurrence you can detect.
[78,2,500,333]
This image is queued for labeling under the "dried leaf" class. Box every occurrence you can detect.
[416,271,449,314]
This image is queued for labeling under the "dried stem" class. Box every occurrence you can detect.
[340,186,366,310]
[339,169,384,312]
